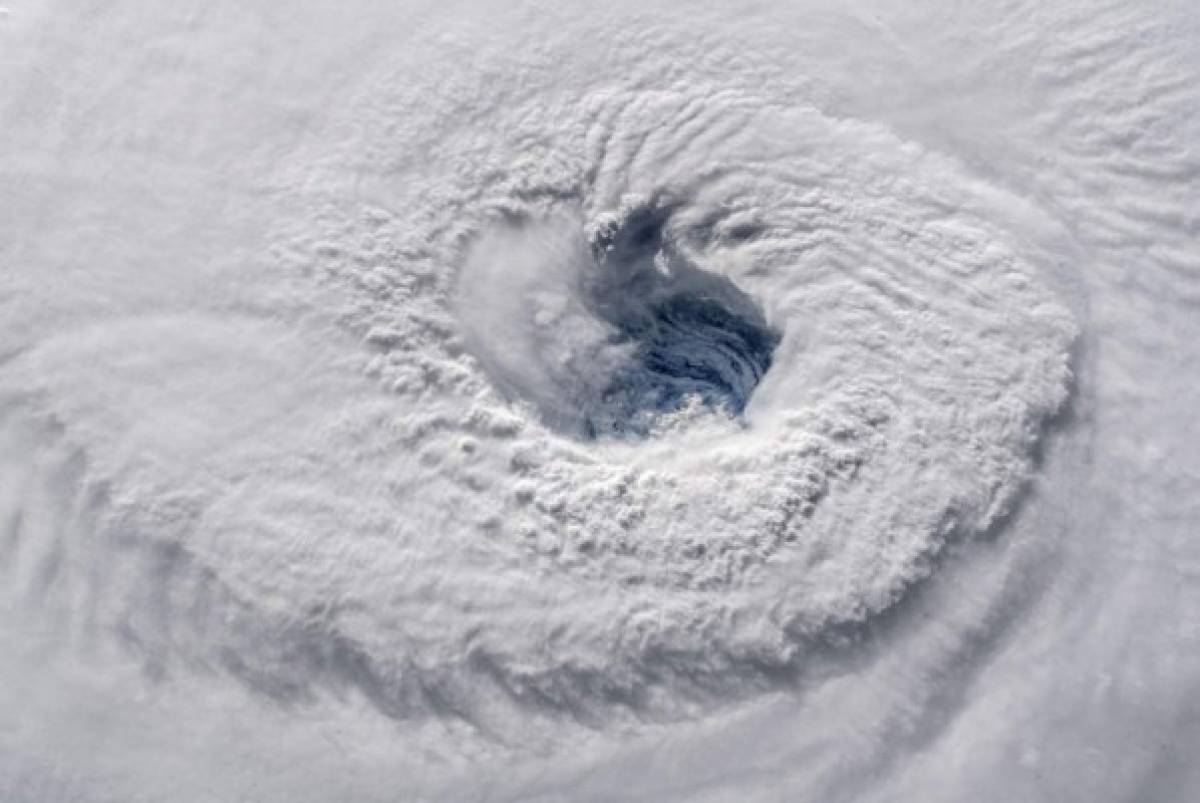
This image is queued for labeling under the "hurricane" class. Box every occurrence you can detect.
[2,2,1198,802]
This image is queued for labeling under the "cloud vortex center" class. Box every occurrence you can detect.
[458,203,779,439]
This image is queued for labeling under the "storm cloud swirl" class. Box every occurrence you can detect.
[16,3,1200,800]
[262,84,1076,725]
[0,78,1076,735]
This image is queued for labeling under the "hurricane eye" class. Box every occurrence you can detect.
[456,206,779,440]
[582,209,778,436]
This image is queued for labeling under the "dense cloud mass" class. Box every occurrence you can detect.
[1,1,1198,801]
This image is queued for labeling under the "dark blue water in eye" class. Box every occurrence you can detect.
[583,204,779,438]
